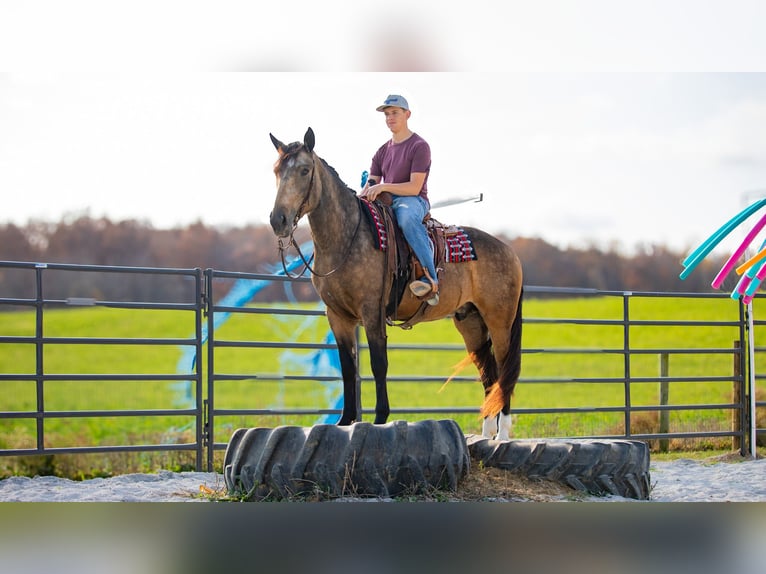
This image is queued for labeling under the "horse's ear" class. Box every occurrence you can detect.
[270,133,285,154]
[304,127,315,153]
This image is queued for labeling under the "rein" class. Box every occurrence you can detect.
[277,153,364,279]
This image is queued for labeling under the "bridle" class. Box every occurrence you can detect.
[277,150,363,279]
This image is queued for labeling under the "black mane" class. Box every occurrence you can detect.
[319,157,356,196]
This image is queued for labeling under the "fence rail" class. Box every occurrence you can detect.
[0,260,763,473]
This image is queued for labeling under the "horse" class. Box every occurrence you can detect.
[268,127,523,440]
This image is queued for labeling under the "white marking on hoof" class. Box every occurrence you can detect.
[496,413,512,441]
[482,415,498,439]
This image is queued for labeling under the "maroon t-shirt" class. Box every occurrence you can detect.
[370,133,431,203]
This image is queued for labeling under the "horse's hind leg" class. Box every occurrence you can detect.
[453,304,502,438]
[480,295,522,441]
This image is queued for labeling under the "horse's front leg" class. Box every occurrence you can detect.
[365,324,390,424]
[327,311,360,426]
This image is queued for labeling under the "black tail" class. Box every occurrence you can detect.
[505,286,523,386]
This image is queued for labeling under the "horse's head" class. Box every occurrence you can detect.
[269,127,317,238]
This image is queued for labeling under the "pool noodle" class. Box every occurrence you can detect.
[732,260,762,298]
[731,238,766,300]
[743,287,761,305]
[682,198,766,266]
[731,275,750,300]
[734,259,765,297]
[680,198,766,279]
[747,263,766,293]
[735,245,766,276]
[711,211,766,288]
[736,237,766,286]
[741,262,766,304]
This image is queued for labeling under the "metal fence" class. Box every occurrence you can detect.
[0,260,763,472]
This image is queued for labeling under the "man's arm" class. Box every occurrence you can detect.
[362,172,426,200]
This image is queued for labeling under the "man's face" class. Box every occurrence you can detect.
[383,106,410,132]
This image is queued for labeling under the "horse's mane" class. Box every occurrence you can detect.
[274,141,357,196]
[319,157,357,196]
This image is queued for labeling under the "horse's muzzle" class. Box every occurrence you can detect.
[269,209,291,238]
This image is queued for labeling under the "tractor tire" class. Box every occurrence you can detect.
[466,435,651,500]
[224,419,469,501]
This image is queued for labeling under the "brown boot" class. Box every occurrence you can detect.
[409,277,439,306]
[409,279,432,297]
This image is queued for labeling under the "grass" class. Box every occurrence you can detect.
[1,294,764,478]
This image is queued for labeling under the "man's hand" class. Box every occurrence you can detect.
[362,183,383,201]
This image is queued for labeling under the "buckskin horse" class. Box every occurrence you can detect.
[268,128,523,440]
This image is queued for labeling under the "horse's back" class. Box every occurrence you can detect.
[444,225,523,310]
[462,226,522,273]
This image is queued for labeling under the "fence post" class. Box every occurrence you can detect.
[205,269,216,472]
[659,352,669,453]
[732,340,742,452]
[745,302,757,458]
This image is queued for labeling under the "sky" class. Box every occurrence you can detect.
[2,2,766,257]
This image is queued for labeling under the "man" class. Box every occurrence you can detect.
[361,94,439,305]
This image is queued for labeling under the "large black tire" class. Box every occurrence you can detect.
[224,420,469,500]
[466,435,651,500]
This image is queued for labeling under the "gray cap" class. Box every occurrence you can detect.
[376,94,409,112]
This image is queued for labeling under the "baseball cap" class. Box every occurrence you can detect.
[376,94,409,112]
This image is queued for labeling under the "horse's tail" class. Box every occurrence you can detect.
[439,352,480,394]
[480,287,523,418]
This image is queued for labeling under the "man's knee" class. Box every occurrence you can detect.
[396,209,420,229]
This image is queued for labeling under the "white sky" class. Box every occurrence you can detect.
[2,2,766,256]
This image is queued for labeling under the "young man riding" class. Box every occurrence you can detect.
[361,94,439,305]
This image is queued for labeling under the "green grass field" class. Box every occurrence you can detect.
[1,294,764,477]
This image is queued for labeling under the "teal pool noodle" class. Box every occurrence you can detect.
[680,198,766,279]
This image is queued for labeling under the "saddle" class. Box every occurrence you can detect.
[360,193,477,323]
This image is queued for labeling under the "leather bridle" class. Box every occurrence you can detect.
[277,150,363,279]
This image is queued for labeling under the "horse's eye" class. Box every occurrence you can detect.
[301,167,310,177]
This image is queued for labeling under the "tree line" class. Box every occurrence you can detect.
[0,214,726,302]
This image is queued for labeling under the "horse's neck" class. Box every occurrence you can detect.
[307,168,359,257]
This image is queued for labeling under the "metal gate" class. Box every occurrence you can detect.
[0,261,205,468]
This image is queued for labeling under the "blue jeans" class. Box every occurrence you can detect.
[392,195,438,284]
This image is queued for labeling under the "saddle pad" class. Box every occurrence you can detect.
[362,199,477,264]
[360,199,389,251]
[444,228,477,263]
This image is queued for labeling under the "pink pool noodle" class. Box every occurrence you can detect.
[711,211,766,289]
[734,275,752,298]
[743,289,760,305]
